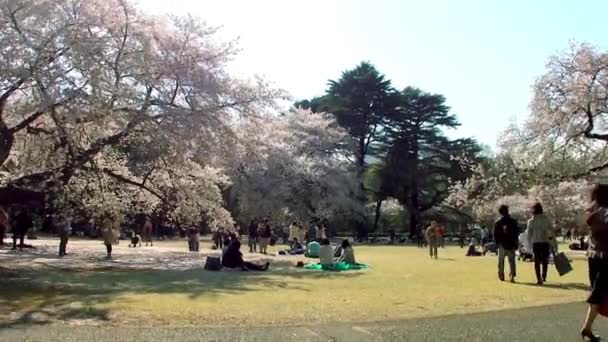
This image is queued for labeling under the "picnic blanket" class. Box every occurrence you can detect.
[303,262,368,271]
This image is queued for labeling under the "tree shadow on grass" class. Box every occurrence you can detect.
[513,281,589,291]
[0,259,365,329]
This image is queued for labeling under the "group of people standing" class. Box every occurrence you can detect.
[0,206,34,250]
[244,218,273,254]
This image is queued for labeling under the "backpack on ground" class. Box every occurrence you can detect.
[204,256,222,271]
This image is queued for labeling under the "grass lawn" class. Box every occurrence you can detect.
[0,242,591,327]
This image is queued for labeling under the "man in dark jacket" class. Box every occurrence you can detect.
[494,205,519,282]
[13,209,33,250]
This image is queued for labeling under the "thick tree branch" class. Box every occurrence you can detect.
[96,167,166,203]
[25,125,53,135]
[566,161,608,180]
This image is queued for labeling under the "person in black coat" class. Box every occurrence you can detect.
[13,209,33,250]
[222,240,269,271]
[494,205,520,282]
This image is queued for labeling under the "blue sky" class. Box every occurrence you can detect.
[139,0,608,148]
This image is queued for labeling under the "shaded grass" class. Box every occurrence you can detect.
[0,244,591,327]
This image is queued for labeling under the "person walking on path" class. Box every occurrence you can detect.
[55,213,71,257]
[527,202,556,286]
[581,184,608,342]
[425,221,439,259]
[12,208,32,250]
[494,205,519,282]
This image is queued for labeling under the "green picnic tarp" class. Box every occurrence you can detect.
[303,262,368,271]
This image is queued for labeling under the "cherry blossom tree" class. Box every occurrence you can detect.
[225,108,363,224]
[446,155,592,229]
[521,41,608,178]
[447,42,608,230]
[0,0,280,225]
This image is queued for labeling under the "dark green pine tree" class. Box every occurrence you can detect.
[296,62,400,173]
[380,87,482,237]
[295,62,400,234]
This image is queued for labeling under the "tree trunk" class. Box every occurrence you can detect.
[358,136,366,170]
[409,132,420,238]
[373,198,383,232]
[408,191,420,238]
[409,209,419,239]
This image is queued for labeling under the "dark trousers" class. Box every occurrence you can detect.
[533,242,550,282]
[188,238,199,252]
[106,244,112,256]
[59,235,69,255]
[243,261,266,271]
[214,234,223,249]
[12,230,26,249]
[498,247,516,279]
[248,236,257,252]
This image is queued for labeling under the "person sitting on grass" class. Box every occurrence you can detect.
[319,238,334,267]
[337,239,356,264]
[289,238,306,255]
[222,233,234,254]
[277,238,306,256]
[466,239,482,256]
[129,230,141,248]
[222,239,269,271]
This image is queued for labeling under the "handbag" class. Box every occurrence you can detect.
[553,251,573,276]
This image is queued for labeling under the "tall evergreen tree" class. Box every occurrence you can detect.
[296,62,400,232]
[381,87,482,237]
[296,62,400,173]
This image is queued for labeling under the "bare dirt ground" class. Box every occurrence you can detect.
[0,237,290,272]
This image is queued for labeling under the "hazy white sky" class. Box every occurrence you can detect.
[137,0,608,148]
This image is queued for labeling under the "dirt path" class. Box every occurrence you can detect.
[0,302,599,341]
[0,237,295,272]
